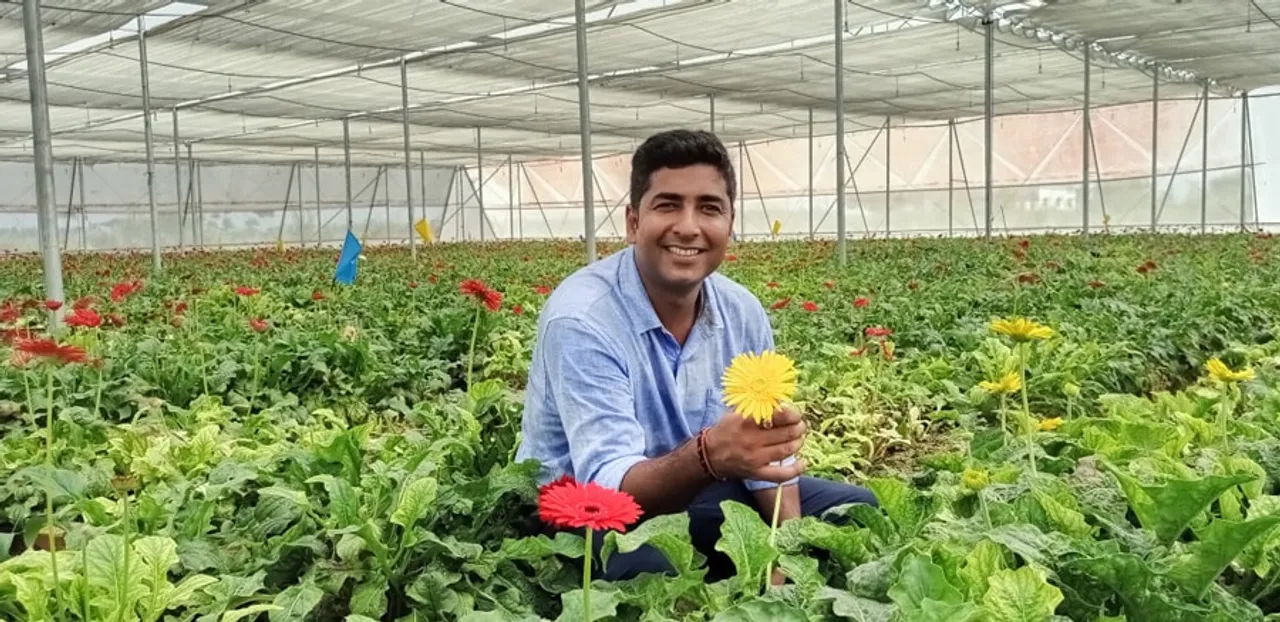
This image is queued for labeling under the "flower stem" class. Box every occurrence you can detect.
[979,490,993,529]
[999,394,1008,448]
[44,368,59,601]
[764,482,784,590]
[583,526,593,622]
[466,306,482,396]
[1020,346,1037,478]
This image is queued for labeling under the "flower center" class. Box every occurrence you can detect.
[581,504,601,515]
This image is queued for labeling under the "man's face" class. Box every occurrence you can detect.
[626,164,734,295]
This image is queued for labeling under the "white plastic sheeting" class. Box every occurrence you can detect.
[0,0,1276,167]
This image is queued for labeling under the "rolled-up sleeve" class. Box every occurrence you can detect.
[542,318,646,491]
[743,305,799,492]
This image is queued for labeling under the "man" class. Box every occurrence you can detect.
[516,130,876,581]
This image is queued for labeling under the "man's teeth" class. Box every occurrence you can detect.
[667,247,700,257]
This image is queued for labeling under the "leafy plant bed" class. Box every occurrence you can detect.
[0,232,1278,621]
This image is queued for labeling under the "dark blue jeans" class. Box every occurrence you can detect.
[593,476,878,581]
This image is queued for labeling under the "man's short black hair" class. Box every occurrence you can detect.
[629,130,736,211]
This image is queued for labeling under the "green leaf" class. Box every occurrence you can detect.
[910,599,981,622]
[391,477,439,529]
[222,604,282,622]
[500,532,585,562]
[959,539,1007,600]
[889,554,963,618]
[1060,554,1154,617]
[10,572,52,621]
[168,573,218,608]
[1170,516,1280,598]
[847,555,896,600]
[18,465,87,502]
[134,535,180,617]
[86,534,147,620]
[306,474,362,526]
[458,613,540,622]
[714,500,776,597]
[602,513,699,575]
[868,477,934,537]
[816,586,895,622]
[557,588,619,622]
[982,566,1064,622]
[778,554,824,600]
[795,518,873,566]
[269,581,324,622]
[710,599,809,621]
[347,616,381,622]
[1107,467,1256,544]
[1032,491,1093,539]
[350,577,389,618]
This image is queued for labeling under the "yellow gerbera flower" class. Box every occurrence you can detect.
[979,371,1022,395]
[722,350,798,425]
[1205,358,1255,384]
[1038,417,1064,432]
[961,468,990,492]
[990,317,1054,342]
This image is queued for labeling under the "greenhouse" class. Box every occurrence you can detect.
[3,0,1280,620]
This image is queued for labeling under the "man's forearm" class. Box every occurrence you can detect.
[618,438,714,516]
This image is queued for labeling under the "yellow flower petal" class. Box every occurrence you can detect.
[722,351,798,425]
[979,371,1022,395]
[990,317,1054,342]
[1038,417,1064,432]
[1205,357,1255,384]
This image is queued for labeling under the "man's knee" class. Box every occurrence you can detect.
[800,476,879,519]
[597,543,675,581]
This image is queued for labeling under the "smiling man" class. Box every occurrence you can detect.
[516,130,876,581]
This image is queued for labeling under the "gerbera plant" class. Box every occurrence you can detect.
[538,476,641,621]
[1204,357,1255,449]
[459,279,503,395]
[990,316,1054,477]
[721,349,798,587]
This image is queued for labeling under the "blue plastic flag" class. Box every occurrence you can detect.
[335,230,362,285]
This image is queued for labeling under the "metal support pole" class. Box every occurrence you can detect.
[574,0,596,263]
[172,109,184,249]
[343,117,353,232]
[195,159,203,246]
[508,154,515,239]
[983,15,994,240]
[1082,45,1091,235]
[834,0,847,264]
[138,17,161,271]
[78,156,87,251]
[807,107,814,240]
[1151,75,1159,231]
[297,160,305,245]
[1247,94,1258,229]
[738,142,746,238]
[62,158,76,251]
[183,144,194,244]
[401,59,416,258]
[1240,92,1248,231]
[21,0,65,310]
[476,127,485,242]
[948,119,955,237]
[885,117,891,236]
[314,146,322,245]
[420,150,427,241]
[1201,83,1209,233]
[517,160,524,240]
[710,94,716,132]
[278,162,296,245]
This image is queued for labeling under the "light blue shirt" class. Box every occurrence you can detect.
[516,245,791,493]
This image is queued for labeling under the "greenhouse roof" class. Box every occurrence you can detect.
[0,0,1277,166]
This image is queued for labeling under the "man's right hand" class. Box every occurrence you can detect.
[704,403,807,483]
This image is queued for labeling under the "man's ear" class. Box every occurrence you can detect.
[625,205,639,244]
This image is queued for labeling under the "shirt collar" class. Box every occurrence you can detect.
[616,245,720,335]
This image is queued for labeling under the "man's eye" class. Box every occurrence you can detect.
[655,202,677,210]
[701,204,723,214]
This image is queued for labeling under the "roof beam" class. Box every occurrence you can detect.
[925,0,1244,95]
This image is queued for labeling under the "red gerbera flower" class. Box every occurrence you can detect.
[14,338,88,365]
[1088,280,1106,289]
[534,285,552,296]
[44,300,62,311]
[235,286,260,297]
[428,274,438,284]
[538,477,642,533]
[64,308,102,329]
[72,296,97,310]
[765,282,779,289]
[823,280,836,290]
[1017,272,1041,285]
[482,289,503,313]
[1,328,33,344]
[105,313,126,327]
[174,301,188,315]
[907,281,919,291]
[311,290,325,301]
[725,254,738,262]
[1018,239,1030,249]
[512,304,524,316]
[110,281,141,302]
[853,297,870,308]
[770,297,791,310]
[802,301,819,312]
[865,326,893,338]
[459,279,488,297]
[849,347,866,357]
[0,302,20,324]
[409,281,419,289]
[248,318,269,333]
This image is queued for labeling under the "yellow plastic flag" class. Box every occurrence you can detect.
[771,219,782,237]
[414,219,434,243]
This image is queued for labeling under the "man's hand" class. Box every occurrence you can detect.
[704,403,807,483]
